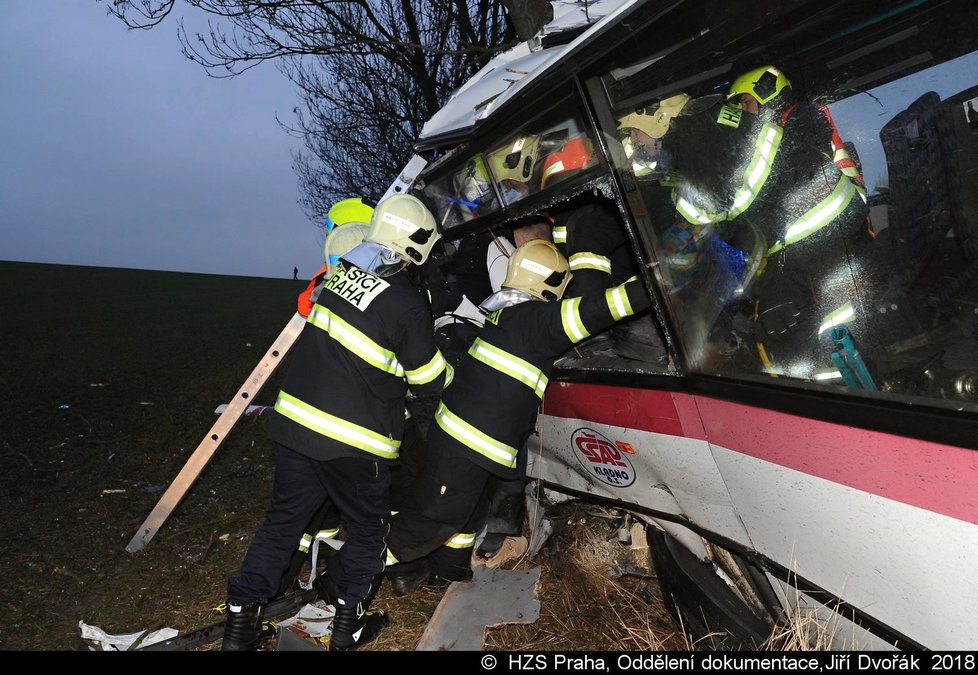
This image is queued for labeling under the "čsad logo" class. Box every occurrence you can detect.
[572,428,636,488]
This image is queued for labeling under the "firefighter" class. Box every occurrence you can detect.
[724,65,876,381]
[542,136,666,363]
[384,239,651,595]
[296,197,375,318]
[221,193,449,652]
[423,218,554,564]
[279,198,374,598]
[430,218,554,368]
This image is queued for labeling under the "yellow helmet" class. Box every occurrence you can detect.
[323,221,369,274]
[728,66,791,106]
[365,194,441,265]
[617,94,691,140]
[326,197,374,232]
[487,134,542,183]
[502,240,572,302]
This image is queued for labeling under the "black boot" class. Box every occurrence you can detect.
[330,598,389,651]
[312,549,343,605]
[428,545,474,585]
[386,559,430,597]
[221,600,264,651]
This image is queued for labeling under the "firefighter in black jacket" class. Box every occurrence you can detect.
[221,194,449,652]
[725,65,875,381]
[384,239,651,594]
[278,197,374,598]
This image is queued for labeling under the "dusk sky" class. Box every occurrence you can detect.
[1,1,328,280]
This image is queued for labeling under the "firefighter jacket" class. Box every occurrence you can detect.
[739,101,870,262]
[732,102,873,351]
[268,261,449,463]
[429,277,650,478]
[552,201,638,296]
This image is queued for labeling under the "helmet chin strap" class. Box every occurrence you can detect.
[479,288,538,314]
[343,241,408,276]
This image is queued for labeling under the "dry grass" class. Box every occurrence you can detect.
[259,498,690,652]
[758,578,851,651]
[480,501,687,652]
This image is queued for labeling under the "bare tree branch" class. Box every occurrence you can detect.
[100,0,554,228]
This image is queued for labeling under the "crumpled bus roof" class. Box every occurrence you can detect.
[417,0,639,149]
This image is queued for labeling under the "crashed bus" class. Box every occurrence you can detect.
[401,0,978,651]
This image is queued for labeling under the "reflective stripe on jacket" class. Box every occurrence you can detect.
[429,277,649,475]
[268,261,447,463]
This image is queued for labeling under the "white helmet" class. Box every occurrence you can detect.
[502,240,572,302]
[323,221,369,275]
[365,194,441,265]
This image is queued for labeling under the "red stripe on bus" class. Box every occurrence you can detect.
[542,382,978,525]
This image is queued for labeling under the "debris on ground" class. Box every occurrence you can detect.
[78,622,179,651]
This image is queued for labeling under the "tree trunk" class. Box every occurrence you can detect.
[501,0,554,42]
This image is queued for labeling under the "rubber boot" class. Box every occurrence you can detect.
[221,600,264,651]
[329,598,389,651]
[428,545,474,586]
[386,559,430,597]
[312,550,342,605]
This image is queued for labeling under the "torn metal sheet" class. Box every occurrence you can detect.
[416,565,541,651]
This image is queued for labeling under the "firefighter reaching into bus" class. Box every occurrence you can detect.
[624,67,880,384]
[384,240,652,595]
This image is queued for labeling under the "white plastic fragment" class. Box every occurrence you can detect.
[78,621,179,651]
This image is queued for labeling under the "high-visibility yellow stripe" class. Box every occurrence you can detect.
[444,532,476,549]
[406,350,447,386]
[435,402,518,469]
[729,122,782,219]
[469,338,548,399]
[674,194,726,225]
[553,226,567,243]
[768,177,856,255]
[818,302,856,335]
[605,284,634,321]
[308,306,404,377]
[299,526,339,552]
[561,296,589,342]
[274,391,400,459]
[568,252,612,273]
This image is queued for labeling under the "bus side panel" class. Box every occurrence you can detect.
[714,446,978,650]
[693,398,978,526]
[537,382,978,648]
[534,383,754,548]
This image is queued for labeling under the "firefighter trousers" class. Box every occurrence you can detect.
[228,444,390,606]
[386,440,490,568]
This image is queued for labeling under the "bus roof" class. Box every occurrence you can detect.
[417,0,640,149]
